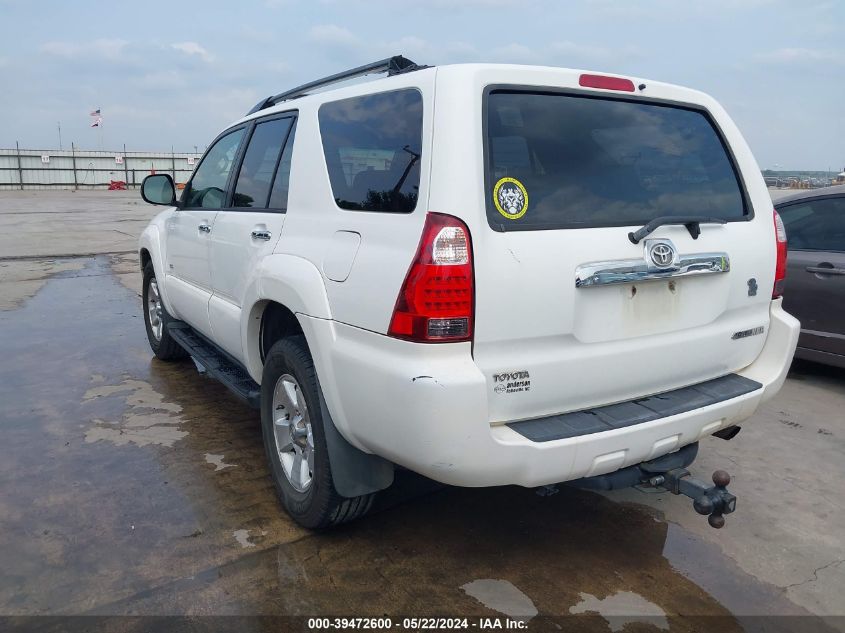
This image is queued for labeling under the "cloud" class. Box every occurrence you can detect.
[41,39,128,60]
[487,41,641,68]
[304,27,477,65]
[428,0,531,5]
[265,61,290,74]
[134,69,185,90]
[490,43,535,63]
[239,26,275,44]
[171,41,214,63]
[307,24,360,48]
[548,41,616,62]
[755,47,843,65]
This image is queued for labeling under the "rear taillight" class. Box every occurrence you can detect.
[388,212,474,343]
[773,209,787,299]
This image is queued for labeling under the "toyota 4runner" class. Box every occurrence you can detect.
[138,57,800,529]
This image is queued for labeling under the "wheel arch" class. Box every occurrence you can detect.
[240,253,333,381]
[138,221,177,315]
[250,299,394,498]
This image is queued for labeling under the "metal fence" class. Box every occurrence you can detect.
[0,144,201,190]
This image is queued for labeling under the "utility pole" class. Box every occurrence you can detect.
[123,143,129,186]
[71,142,79,191]
[15,141,23,191]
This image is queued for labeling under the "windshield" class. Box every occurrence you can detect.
[485,90,747,231]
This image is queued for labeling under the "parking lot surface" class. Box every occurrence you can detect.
[0,191,843,631]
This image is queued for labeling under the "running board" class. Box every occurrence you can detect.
[167,322,261,409]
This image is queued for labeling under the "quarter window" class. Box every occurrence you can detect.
[268,120,297,211]
[183,128,245,209]
[778,197,845,251]
[319,89,423,213]
[233,117,294,209]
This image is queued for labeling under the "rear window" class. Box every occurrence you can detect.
[319,89,423,213]
[485,90,747,231]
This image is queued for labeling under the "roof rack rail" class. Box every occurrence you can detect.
[246,55,427,116]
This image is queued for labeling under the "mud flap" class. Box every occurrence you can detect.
[316,378,394,498]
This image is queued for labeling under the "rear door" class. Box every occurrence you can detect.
[779,195,845,356]
[208,114,296,361]
[470,88,774,423]
[166,127,246,337]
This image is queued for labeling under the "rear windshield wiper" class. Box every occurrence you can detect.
[628,216,728,244]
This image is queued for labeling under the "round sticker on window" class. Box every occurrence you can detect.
[493,177,529,220]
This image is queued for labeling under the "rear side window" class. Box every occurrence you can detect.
[778,197,845,251]
[268,120,296,211]
[233,116,294,209]
[485,90,747,231]
[319,89,423,213]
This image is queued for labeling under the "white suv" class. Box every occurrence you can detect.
[139,57,799,528]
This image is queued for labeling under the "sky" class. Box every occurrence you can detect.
[0,0,842,171]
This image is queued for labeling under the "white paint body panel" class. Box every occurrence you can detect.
[208,210,286,360]
[139,63,800,487]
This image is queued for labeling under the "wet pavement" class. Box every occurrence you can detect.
[0,193,843,632]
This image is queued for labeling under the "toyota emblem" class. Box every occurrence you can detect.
[648,242,675,268]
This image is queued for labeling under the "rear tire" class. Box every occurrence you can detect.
[260,336,374,528]
[142,261,188,361]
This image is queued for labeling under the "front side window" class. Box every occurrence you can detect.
[232,117,294,209]
[184,128,245,209]
[485,90,747,231]
[779,197,845,251]
[319,89,423,213]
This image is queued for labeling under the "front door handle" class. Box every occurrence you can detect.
[198,222,211,234]
[806,265,845,276]
[251,229,272,241]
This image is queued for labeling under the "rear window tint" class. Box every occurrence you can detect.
[319,89,423,213]
[485,90,747,231]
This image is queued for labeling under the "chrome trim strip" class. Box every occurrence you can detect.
[575,252,730,288]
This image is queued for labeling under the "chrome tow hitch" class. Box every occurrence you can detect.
[567,443,738,528]
[648,469,737,529]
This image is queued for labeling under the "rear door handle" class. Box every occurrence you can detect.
[806,266,845,275]
[251,229,272,241]
[198,222,211,233]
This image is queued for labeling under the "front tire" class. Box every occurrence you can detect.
[142,261,188,361]
[260,336,374,528]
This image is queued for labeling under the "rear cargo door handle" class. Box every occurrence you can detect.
[805,265,845,276]
[251,229,272,241]
[198,222,211,234]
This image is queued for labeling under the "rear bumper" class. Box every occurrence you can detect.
[302,299,799,488]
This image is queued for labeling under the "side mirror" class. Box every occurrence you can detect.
[141,174,177,206]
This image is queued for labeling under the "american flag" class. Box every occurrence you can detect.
[90,108,101,116]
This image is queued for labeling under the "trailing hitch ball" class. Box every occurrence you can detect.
[648,469,737,528]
